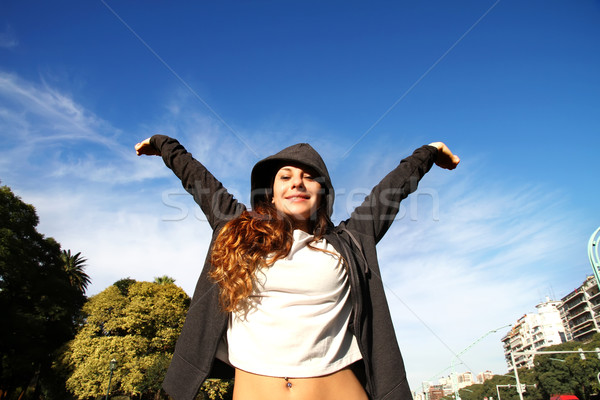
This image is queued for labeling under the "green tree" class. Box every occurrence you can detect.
[533,337,600,400]
[61,280,191,399]
[113,277,137,295]
[198,379,233,400]
[154,275,176,285]
[0,185,85,399]
[60,249,91,293]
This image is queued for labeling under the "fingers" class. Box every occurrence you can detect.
[444,154,460,170]
[134,141,144,155]
[430,142,460,170]
[135,138,160,156]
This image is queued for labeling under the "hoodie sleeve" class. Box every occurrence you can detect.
[150,135,246,230]
[344,145,437,243]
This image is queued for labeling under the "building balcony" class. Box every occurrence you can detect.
[563,291,584,305]
[533,336,545,344]
[567,308,592,323]
[588,290,600,301]
[566,301,589,315]
[571,320,595,335]
[583,280,598,293]
[572,326,598,341]
[570,317,593,330]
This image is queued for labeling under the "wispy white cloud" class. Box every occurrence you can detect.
[0,71,169,185]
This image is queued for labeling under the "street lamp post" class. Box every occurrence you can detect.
[589,226,600,291]
[510,352,525,400]
[427,325,511,400]
[449,324,512,400]
[105,358,117,400]
[497,384,514,400]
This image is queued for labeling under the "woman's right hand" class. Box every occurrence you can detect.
[135,138,161,156]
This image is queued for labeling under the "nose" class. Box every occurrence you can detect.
[290,173,304,189]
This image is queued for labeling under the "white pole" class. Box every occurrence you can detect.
[510,352,524,400]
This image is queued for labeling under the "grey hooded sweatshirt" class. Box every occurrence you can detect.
[150,135,438,400]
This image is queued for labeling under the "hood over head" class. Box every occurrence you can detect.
[251,143,334,217]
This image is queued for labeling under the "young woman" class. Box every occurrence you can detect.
[135,136,459,400]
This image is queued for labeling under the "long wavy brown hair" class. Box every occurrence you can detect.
[209,200,332,312]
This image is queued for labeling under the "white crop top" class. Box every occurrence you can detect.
[216,229,362,378]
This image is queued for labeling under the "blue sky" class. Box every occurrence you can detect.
[1,0,599,391]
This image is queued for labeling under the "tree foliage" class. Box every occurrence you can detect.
[198,379,233,400]
[0,185,86,398]
[533,335,600,400]
[61,280,190,399]
[154,275,175,285]
[113,277,137,296]
[60,249,91,293]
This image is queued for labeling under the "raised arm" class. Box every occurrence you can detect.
[136,135,245,229]
[344,142,459,243]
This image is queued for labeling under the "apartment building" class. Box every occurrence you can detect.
[559,275,600,342]
[419,370,491,397]
[457,372,474,387]
[428,386,445,400]
[435,371,475,397]
[476,370,493,384]
[502,298,566,371]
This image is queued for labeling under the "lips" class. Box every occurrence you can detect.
[285,194,310,201]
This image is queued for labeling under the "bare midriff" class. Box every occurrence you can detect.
[232,366,368,400]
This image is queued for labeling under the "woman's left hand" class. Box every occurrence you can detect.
[429,142,460,170]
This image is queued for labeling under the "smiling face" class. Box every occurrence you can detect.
[271,165,322,231]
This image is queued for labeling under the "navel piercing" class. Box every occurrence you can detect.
[284,377,292,388]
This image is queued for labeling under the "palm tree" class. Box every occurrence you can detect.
[60,249,91,293]
[153,275,176,285]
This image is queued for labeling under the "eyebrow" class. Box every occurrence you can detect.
[276,166,317,176]
[277,167,301,174]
